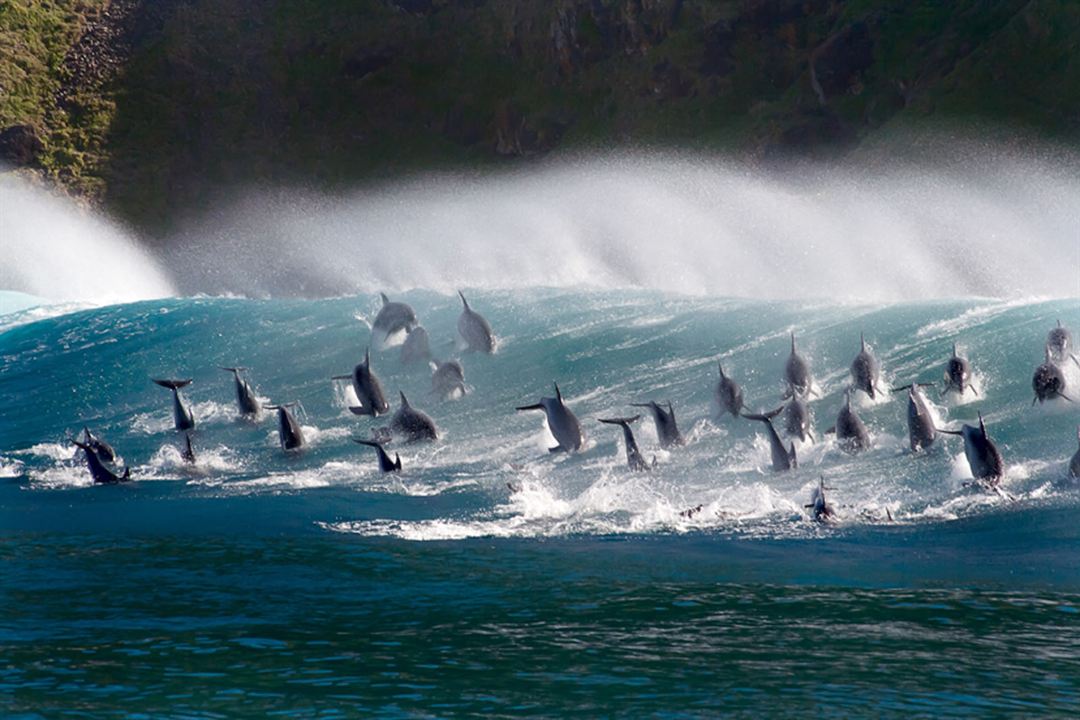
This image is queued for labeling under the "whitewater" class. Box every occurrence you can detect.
[2,153,1079,717]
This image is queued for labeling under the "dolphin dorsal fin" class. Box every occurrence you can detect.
[554,382,563,402]
[458,290,469,309]
[380,292,389,305]
[364,347,371,368]
[952,342,958,357]
[400,391,410,408]
[978,411,987,437]
[860,332,866,351]
[718,362,726,379]
[791,333,796,353]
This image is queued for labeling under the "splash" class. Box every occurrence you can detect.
[162,150,1080,300]
[0,174,175,305]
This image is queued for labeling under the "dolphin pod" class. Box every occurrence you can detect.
[64,296,1079,508]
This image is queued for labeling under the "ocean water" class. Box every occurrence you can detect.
[2,155,1080,717]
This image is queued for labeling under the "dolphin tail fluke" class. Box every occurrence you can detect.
[598,415,640,427]
[516,403,544,411]
[152,378,192,390]
[742,406,783,422]
[71,439,90,451]
[892,384,912,393]
[937,428,963,436]
[220,367,247,374]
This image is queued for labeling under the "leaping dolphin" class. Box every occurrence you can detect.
[372,293,417,341]
[939,412,1004,485]
[1046,320,1080,368]
[783,395,814,443]
[630,400,685,448]
[333,348,389,416]
[389,392,439,443]
[400,325,432,365]
[784,333,815,398]
[353,438,402,473]
[81,427,116,463]
[1032,349,1073,404]
[893,383,938,452]
[71,439,130,484]
[516,383,584,453]
[805,477,836,523]
[715,362,745,417]
[152,378,195,431]
[1069,427,1080,479]
[598,415,652,471]
[220,367,261,418]
[430,358,466,400]
[828,391,871,454]
[942,344,976,397]
[264,402,305,451]
[742,407,798,472]
[457,291,495,353]
[850,333,882,399]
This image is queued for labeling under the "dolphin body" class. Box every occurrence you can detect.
[353,439,402,473]
[333,349,390,417]
[1032,351,1073,404]
[265,403,305,451]
[389,392,439,443]
[942,344,976,397]
[784,333,814,398]
[430,359,466,399]
[805,477,836,523]
[850,333,882,399]
[372,293,417,340]
[1070,427,1080,479]
[715,363,745,417]
[516,383,584,453]
[181,433,197,464]
[939,413,1004,484]
[742,407,798,472]
[81,427,116,463]
[598,416,652,471]
[220,367,261,417]
[72,439,130,484]
[457,291,495,353]
[783,396,814,443]
[894,383,937,452]
[630,400,685,449]
[152,378,195,430]
[1046,320,1080,367]
[830,392,871,454]
[400,325,432,365]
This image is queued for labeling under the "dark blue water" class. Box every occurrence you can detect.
[3,290,1079,717]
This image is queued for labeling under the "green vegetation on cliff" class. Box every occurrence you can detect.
[2,0,1078,233]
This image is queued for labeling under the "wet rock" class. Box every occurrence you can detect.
[0,125,44,166]
[811,21,875,102]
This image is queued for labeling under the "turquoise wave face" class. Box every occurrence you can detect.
[2,291,1078,541]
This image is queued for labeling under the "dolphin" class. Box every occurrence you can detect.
[457,291,495,353]
[784,333,815,398]
[372,293,417,341]
[389,392,439,443]
[805,477,836,523]
[1032,350,1073,404]
[942,344,976,397]
[220,367,261,417]
[430,358,466,399]
[893,383,938,452]
[353,438,402,473]
[783,395,814,443]
[630,400,685,448]
[715,362,745,417]
[181,433,196,464]
[333,348,389,416]
[71,439,130,484]
[516,382,585,453]
[1046,320,1080,367]
[939,412,1004,484]
[1070,427,1080,479]
[828,391,871,454]
[264,402,305,451]
[152,378,195,430]
[742,407,798,472]
[850,333,882,399]
[400,325,433,365]
[598,416,652,471]
[81,426,116,463]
